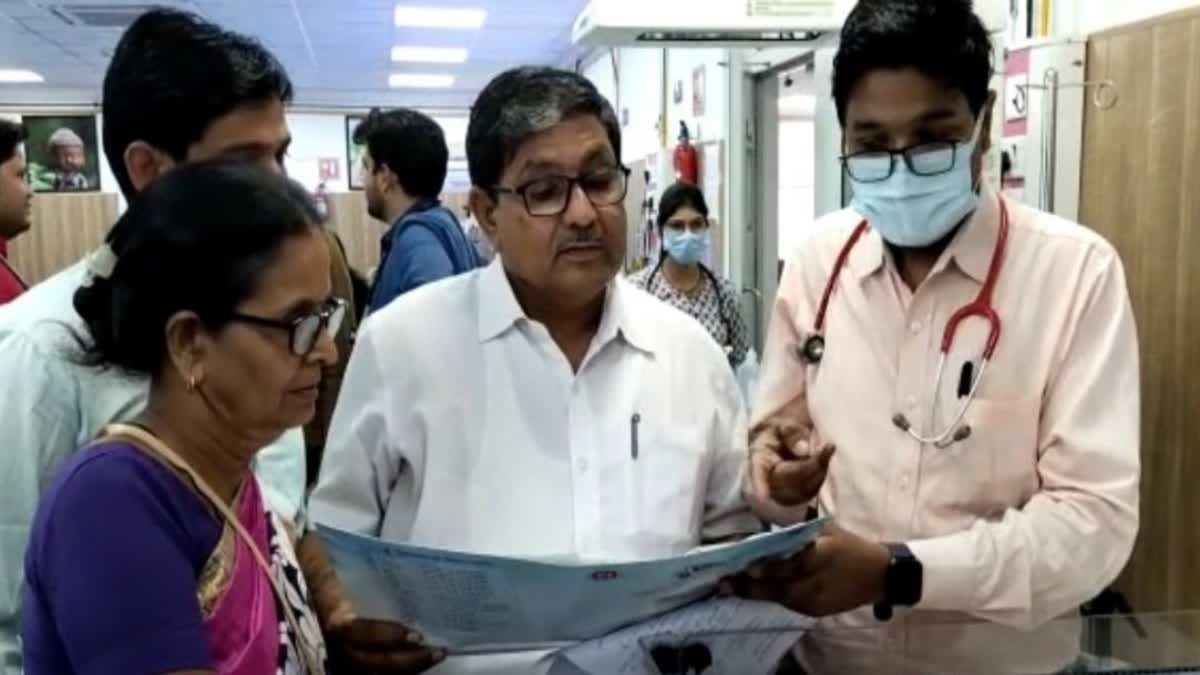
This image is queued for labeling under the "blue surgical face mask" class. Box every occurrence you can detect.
[848,123,983,248]
[664,229,710,266]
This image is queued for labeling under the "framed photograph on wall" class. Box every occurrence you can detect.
[22,115,101,193]
[345,115,367,190]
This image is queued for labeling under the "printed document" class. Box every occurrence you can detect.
[542,598,812,675]
[317,518,828,653]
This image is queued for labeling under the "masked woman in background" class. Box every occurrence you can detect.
[631,182,751,369]
[21,160,441,675]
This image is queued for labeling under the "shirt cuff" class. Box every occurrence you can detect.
[908,532,979,612]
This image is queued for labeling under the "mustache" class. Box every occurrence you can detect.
[557,238,605,252]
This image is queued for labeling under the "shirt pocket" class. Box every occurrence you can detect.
[626,426,711,555]
[940,397,1041,513]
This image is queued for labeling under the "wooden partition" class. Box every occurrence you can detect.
[9,190,474,287]
[1080,7,1200,612]
[7,193,118,285]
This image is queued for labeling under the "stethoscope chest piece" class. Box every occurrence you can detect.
[800,334,826,364]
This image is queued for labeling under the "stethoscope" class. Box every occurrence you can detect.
[799,197,1010,449]
[647,257,736,356]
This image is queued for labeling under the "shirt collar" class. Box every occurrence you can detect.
[850,185,1000,285]
[476,259,655,354]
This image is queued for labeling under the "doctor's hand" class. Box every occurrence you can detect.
[745,418,835,525]
[722,526,889,618]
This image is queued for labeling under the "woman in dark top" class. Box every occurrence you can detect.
[22,161,441,675]
[631,182,752,368]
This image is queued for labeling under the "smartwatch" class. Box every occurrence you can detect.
[873,543,923,621]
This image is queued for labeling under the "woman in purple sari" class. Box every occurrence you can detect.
[21,161,442,675]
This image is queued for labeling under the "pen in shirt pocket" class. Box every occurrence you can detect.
[630,413,641,461]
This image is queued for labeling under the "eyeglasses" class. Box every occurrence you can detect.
[494,166,631,217]
[229,297,347,356]
[841,142,963,184]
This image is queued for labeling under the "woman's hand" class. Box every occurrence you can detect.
[297,532,445,673]
[323,601,445,674]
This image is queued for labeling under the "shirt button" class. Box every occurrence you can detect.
[909,320,923,334]
[577,458,589,473]
[899,474,910,491]
[904,395,918,410]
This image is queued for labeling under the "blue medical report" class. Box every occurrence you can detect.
[318,518,828,654]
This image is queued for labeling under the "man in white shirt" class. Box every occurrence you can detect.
[0,10,307,670]
[311,66,760,674]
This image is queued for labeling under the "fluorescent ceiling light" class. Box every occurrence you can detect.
[389,73,456,89]
[0,69,44,83]
[394,6,486,29]
[391,46,469,63]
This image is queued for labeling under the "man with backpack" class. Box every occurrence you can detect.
[353,108,479,312]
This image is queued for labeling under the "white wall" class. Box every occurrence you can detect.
[1073,0,1200,34]
[614,47,665,164]
[285,113,352,193]
[586,46,732,165]
[665,47,726,145]
[284,111,471,194]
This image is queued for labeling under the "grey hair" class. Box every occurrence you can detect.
[466,66,621,191]
[48,127,85,149]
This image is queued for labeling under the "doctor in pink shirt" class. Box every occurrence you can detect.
[734,1,1140,672]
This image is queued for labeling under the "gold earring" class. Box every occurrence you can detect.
[187,374,197,392]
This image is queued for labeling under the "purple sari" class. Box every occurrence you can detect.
[22,441,326,675]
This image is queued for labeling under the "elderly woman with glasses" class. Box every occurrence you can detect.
[21,161,442,675]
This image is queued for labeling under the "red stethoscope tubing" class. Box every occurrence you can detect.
[813,197,1009,361]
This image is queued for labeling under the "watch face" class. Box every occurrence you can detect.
[887,544,923,607]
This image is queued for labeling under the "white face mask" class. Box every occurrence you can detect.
[847,116,984,248]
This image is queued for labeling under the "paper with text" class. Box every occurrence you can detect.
[317,518,828,653]
[543,598,811,675]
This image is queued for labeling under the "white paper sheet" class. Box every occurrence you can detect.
[542,598,811,675]
[317,518,828,654]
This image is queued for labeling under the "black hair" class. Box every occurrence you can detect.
[467,66,621,191]
[74,160,321,375]
[102,8,294,198]
[0,119,26,165]
[656,182,710,232]
[833,0,993,124]
[353,108,448,199]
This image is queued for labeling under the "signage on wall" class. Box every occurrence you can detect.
[318,157,340,182]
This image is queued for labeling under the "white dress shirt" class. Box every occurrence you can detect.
[311,260,760,675]
[0,261,307,672]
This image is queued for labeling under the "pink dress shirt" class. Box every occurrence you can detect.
[753,189,1140,673]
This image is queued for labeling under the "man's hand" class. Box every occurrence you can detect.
[723,526,889,617]
[745,416,835,524]
[324,602,445,674]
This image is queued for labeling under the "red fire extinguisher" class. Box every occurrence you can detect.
[673,121,699,185]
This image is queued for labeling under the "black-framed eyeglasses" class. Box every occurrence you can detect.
[229,297,347,357]
[494,166,631,217]
[841,141,962,184]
